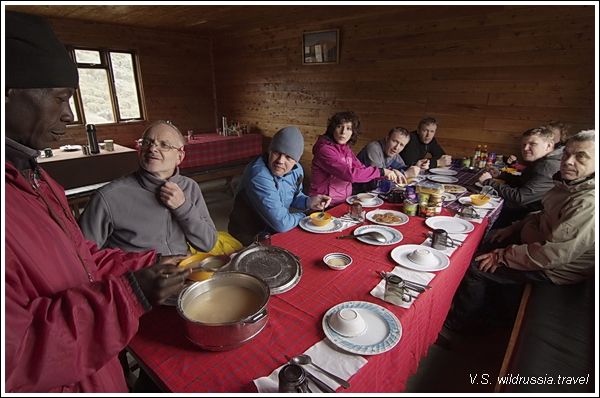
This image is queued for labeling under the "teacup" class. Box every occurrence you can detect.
[356,193,377,205]
[328,308,367,337]
[407,248,435,265]
[323,253,352,271]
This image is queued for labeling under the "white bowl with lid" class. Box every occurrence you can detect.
[407,248,436,265]
[328,308,367,337]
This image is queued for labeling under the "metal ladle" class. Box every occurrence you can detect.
[291,354,350,388]
[336,231,387,243]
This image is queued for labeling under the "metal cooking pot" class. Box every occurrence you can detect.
[177,272,269,351]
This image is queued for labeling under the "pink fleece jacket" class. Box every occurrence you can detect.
[310,135,380,205]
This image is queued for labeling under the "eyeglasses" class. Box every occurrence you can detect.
[138,138,183,152]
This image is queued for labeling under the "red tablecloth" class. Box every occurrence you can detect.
[179,134,262,169]
[128,203,488,392]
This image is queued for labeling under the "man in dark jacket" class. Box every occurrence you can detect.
[399,116,452,169]
[479,126,562,228]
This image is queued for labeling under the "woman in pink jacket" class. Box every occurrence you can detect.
[310,111,399,206]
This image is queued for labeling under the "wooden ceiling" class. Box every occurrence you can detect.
[5,4,396,35]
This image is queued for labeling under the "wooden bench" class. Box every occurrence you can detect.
[179,158,254,195]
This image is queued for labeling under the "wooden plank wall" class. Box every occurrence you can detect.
[211,5,595,178]
[47,17,216,148]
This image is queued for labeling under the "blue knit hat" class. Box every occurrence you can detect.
[269,126,304,162]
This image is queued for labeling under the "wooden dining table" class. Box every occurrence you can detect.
[127,169,497,392]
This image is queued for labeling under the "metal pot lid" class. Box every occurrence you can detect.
[227,245,302,294]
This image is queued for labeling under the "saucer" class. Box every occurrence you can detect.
[346,195,384,208]
[322,301,402,355]
[390,244,450,272]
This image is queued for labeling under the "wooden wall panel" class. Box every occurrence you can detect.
[212,5,595,177]
[45,17,216,148]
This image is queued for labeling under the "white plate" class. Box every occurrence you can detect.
[365,209,409,226]
[390,244,450,272]
[429,168,458,176]
[427,175,459,183]
[353,225,403,246]
[322,301,402,355]
[346,195,384,208]
[60,145,82,152]
[458,196,497,209]
[425,216,474,234]
[443,184,467,194]
[299,217,344,234]
[441,193,456,202]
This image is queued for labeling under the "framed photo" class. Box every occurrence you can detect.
[302,29,339,65]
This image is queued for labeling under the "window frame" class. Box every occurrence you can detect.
[67,46,145,126]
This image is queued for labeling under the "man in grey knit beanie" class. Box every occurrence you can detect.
[228,126,331,245]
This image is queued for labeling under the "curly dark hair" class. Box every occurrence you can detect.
[325,111,360,146]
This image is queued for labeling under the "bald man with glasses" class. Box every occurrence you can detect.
[79,120,217,255]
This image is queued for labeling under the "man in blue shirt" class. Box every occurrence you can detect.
[228,126,331,245]
[356,127,425,192]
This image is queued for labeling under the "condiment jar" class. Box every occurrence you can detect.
[403,199,417,216]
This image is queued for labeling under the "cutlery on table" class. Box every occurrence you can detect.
[424,232,463,247]
[377,271,431,290]
[290,354,350,388]
[285,355,335,393]
[336,231,387,243]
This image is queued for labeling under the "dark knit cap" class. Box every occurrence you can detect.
[269,126,304,162]
[6,11,78,89]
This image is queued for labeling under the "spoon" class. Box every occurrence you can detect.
[336,231,387,243]
[291,355,350,388]
[317,199,327,219]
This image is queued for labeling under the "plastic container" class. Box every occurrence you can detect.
[416,180,444,195]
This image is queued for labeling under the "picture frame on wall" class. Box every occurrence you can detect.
[302,29,339,65]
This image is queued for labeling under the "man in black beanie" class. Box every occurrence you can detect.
[5,11,190,393]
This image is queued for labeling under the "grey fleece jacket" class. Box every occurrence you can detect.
[79,169,217,255]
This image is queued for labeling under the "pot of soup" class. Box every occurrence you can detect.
[177,272,270,351]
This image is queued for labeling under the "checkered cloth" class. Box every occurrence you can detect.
[128,202,489,392]
[440,167,504,227]
[179,133,262,169]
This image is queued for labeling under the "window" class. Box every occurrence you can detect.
[69,47,144,125]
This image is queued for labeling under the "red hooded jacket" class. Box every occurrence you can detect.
[5,161,156,392]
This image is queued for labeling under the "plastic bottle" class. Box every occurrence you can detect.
[477,145,487,168]
[474,144,481,161]
[86,124,100,154]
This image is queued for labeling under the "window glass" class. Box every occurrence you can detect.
[75,49,101,64]
[110,52,141,119]
[70,47,143,125]
[78,69,115,124]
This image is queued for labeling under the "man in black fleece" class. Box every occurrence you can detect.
[399,116,452,169]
